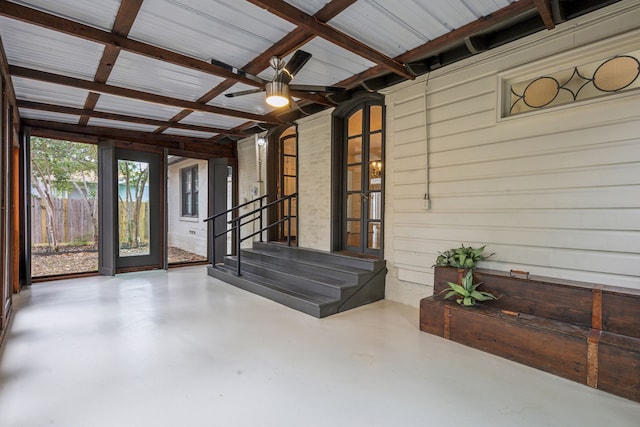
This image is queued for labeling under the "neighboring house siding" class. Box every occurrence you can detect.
[383,2,640,306]
[167,158,208,256]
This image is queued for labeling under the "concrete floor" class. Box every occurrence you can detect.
[1,267,638,427]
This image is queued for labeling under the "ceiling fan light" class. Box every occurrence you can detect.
[265,81,289,107]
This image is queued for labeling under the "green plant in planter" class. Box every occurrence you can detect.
[434,244,493,269]
[440,270,498,307]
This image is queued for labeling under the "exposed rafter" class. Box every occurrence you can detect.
[23,119,236,157]
[156,0,356,135]
[10,65,280,124]
[0,35,19,128]
[1,0,621,151]
[0,0,263,88]
[534,0,556,30]
[18,101,248,137]
[78,0,144,127]
[246,0,414,80]
[336,0,538,89]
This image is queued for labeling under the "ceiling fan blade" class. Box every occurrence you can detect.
[278,50,312,84]
[224,88,265,98]
[288,84,346,93]
[209,58,266,85]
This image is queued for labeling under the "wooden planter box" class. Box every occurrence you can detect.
[420,267,640,403]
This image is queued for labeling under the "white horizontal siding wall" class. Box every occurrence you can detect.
[384,1,640,306]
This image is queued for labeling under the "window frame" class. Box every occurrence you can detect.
[180,164,199,218]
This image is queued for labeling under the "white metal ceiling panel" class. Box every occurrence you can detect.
[87,118,159,133]
[178,111,249,130]
[107,51,224,102]
[9,0,121,31]
[0,17,103,80]
[94,94,184,121]
[284,0,331,15]
[272,38,376,86]
[129,0,297,67]
[18,109,80,124]
[462,1,517,17]
[12,77,90,108]
[328,0,514,57]
[161,128,218,139]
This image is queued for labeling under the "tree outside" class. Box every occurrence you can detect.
[31,137,99,276]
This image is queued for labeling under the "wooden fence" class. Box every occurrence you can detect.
[31,197,151,249]
[31,197,96,247]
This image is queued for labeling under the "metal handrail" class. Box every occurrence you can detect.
[207,193,297,276]
[203,194,268,223]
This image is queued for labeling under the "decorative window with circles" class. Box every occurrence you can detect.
[507,50,640,116]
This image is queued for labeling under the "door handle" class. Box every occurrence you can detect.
[360,193,369,200]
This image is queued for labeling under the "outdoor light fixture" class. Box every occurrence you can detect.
[257,137,266,146]
[265,81,289,107]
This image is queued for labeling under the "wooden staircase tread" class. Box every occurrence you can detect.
[253,242,385,269]
[228,255,356,288]
[243,247,375,274]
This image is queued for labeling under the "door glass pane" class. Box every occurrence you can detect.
[284,176,296,195]
[346,220,361,247]
[347,194,361,218]
[368,223,381,249]
[369,162,382,191]
[368,192,382,219]
[118,160,150,257]
[370,105,383,132]
[284,156,296,175]
[348,109,363,137]
[347,166,361,191]
[348,137,362,163]
[369,133,382,161]
[283,137,296,155]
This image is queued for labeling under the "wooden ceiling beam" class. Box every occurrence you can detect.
[0,0,263,88]
[18,100,248,136]
[0,35,20,128]
[246,0,413,80]
[10,65,280,124]
[533,0,556,30]
[336,0,538,89]
[23,119,236,158]
[159,0,355,135]
[79,0,144,126]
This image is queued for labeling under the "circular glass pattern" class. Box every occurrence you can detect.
[593,55,640,92]
[523,76,559,108]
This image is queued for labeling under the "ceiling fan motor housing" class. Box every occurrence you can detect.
[265,81,290,107]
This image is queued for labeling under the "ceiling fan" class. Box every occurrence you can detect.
[212,50,345,108]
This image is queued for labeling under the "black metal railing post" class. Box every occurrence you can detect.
[287,194,292,247]
[259,197,264,242]
[235,218,242,276]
